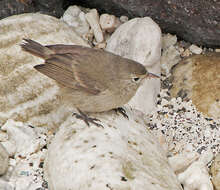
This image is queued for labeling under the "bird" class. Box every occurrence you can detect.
[20,39,159,127]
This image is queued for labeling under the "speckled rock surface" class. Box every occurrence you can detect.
[171,53,220,119]
[0,13,89,129]
[44,109,182,190]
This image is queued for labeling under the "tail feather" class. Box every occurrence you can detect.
[20,39,54,59]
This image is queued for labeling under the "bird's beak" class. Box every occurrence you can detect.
[147,72,160,79]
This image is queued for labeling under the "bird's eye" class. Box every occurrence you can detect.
[132,77,140,82]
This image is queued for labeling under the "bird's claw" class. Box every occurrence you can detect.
[114,107,129,119]
[72,109,103,128]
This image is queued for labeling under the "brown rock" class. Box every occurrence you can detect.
[211,153,220,190]
[171,52,220,119]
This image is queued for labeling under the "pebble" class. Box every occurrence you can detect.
[85,9,104,43]
[162,33,177,50]
[181,48,192,57]
[99,13,121,33]
[119,15,129,23]
[189,44,203,54]
[61,5,90,38]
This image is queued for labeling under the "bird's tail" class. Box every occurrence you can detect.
[20,39,54,59]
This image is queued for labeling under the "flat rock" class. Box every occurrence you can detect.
[71,0,220,47]
[171,52,220,119]
[0,13,89,129]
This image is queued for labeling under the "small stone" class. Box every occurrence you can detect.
[181,48,192,57]
[94,42,106,49]
[161,45,181,74]
[119,16,129,23]
[162,33,177,50]
[85,9,104,43]
[61,6,90,38]
[100,14,121,33]
[189,44,203,54]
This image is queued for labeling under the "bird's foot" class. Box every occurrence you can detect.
[72,108,103,128]
[114,107,129,119]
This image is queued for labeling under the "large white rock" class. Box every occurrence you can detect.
[0,13,89,130]
[106,17,161,115]
[44,108,182,190]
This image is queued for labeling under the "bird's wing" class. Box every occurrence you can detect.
[34,53,105,95]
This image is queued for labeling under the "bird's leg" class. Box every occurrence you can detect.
[114,107,129,119]
[72,108,103,128]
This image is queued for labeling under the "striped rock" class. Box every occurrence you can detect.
[0,13,89,129]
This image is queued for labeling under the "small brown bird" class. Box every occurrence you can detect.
[21,39,158,126]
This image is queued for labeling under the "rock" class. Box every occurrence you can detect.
[99,14,121,33]
[44,108,182,190]
[181,48,192,57]
[0,143,9,175]
[210,153,220,190]
[189,45,203,55]
[106,17,161,115]
[0,178,13,190]
[0,13,89,130]
[119,16,129,23]
[71,0,220,47]
[178,151,214,190]
[0,119,46,158]
[85,9,104,43]
[0,131,8,142]
[162,33,177,50]
[171,53,220,119]
[161,45,181,75]
[61,6,90,39]
[168,152,199,174]
[0,0,64,19]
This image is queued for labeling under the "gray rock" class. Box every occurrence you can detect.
[0,0,64,19]
[72,0,220,48]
